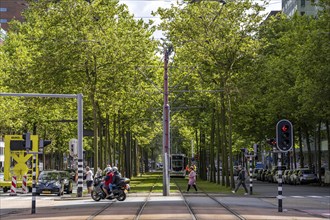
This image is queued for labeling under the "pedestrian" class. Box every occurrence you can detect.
[232,165,248,195]
[187,166,198,192]
[85,166,94,194]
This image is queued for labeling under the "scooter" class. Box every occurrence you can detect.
[91,177,130,202]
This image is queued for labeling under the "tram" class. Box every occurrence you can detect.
[170,154,188,177]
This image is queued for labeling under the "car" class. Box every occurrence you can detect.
[262,169,271,182]
[282,170,292,184]
[58,171,74,194]
[36,170,64,196]
[289,169,300,185]
[267,169,276,183]
[252,168,262,179]
[297,169,318,184]
[256,169,264,181]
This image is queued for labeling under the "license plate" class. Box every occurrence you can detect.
[42,191,51,194]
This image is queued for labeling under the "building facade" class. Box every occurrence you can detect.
[0,0,28,31]
[282,0,320,16]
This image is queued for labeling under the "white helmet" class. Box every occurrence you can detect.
[112,166,118,172]
[104,167,112,174]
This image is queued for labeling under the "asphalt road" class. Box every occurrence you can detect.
[0,180,329,220]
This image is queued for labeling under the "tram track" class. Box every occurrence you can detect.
[134,174,162,220]
[85,173,162,220]
[174,178,246,220]
[87,173,245,220]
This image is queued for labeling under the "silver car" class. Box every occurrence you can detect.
[298,169,318,184]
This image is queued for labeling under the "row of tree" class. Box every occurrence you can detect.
[0,0,329,187]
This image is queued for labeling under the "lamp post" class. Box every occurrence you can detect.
[163,45,172,196]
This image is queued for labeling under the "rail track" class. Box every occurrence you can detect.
[174,178,246,220]
[87,175,246,220]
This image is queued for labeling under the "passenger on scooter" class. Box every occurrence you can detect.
[109,166,121,196]
[102,167,113,198]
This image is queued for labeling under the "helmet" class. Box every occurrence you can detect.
[112,166,118,172]
[104,167,112,174]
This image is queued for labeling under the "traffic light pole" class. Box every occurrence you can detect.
[277,152,283,212]
[249,156,253,195]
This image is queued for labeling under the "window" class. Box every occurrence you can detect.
[301,0,305,7]
[0,8,7,12]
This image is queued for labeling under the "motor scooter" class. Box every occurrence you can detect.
[91,177,130,202]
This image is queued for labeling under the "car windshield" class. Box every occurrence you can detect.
[39,172,60,181]
[301,170,312,174]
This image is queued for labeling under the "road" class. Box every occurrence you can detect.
[0,180,329,220]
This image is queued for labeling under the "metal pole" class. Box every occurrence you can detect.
[77,93,84,197]
[31,154,36,214]
[249,156,253,195]
[278,152,283,212]
[163,47,170,196]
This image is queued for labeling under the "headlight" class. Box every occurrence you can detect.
[55,182,61,187]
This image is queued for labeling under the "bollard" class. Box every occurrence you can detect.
[10,176,17,196]
[22,175,28,194]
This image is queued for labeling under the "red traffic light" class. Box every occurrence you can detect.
[281,125,289,132]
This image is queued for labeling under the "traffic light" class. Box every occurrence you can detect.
[23,132,31,151]
[39,139,52,152]
[266,138,276,146]
[276,119,293,152]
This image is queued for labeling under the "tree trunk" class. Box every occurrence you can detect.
[303,124,313,169]
[298,127,304,168]
[326,120,330,171]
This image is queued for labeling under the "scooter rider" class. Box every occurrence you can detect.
[109,166,121,196]
[102,167,113,198]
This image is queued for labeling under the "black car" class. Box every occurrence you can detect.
[59,171,74,194]
[36,170,64,196]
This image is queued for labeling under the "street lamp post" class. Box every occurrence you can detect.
[163,45,172,196]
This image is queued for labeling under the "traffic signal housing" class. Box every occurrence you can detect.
[276,119,293,152]
[39,139,52,153]
[22,132,31,151]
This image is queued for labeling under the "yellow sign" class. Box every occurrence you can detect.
[3,135,39,181]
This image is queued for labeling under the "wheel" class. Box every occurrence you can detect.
[116,191,126,201]
[28,187,32,193]
[3,187,8,193]
[91,190,102,201]
[66,183,73,194]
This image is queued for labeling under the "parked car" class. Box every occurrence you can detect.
[59,171,73,194]
[252,168,262,179]
[36,170,64,196]
[298,169,318,184]
[289,169,300,185]
[262,169,271,182]
[282,170,292,184]
[267,169,277,183]
[256,169,264,181]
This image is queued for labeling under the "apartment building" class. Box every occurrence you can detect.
[282,0,320,16]
[0,0,28,31]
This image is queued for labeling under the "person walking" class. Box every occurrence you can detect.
[85,166,94,194]
[187,166,198,192]
[232,165,248,195]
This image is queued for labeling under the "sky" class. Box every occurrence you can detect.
[119,0,282,38]
[120,0,282,19]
